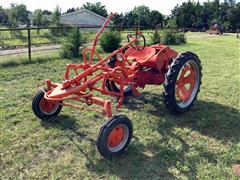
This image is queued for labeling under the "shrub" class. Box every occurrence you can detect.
[161,30,186,45]
[60,28,83,58]
[151,31,161,45]
[100,30,122,52]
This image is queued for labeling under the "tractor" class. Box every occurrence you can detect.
[32,13,202,158]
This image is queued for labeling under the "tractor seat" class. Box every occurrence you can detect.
[124,46,156,65]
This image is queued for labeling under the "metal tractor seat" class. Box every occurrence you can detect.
[124,47,156,65]
[124,45,179,68]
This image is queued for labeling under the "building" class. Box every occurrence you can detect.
[60,9,107,27]
[28,9,107,28]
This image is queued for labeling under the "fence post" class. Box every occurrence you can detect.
[27,28,31,61]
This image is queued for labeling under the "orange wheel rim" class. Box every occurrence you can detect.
[176,63,196,101]
[108,125,125,148]
[39,98,58,114]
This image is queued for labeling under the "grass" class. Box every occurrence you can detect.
[0,28,96,48]
[0,32,240,179]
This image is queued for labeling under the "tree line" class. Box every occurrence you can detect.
[0,1,239,32]
[171,0,239,32]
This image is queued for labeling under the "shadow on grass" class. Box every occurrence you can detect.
[125,91,240,142]
[39,92,239,178]
[40,115,96,165]
[87,92,239,178]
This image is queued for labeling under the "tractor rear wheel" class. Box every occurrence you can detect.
[164,52,202,114]
[106,57,132,96]
[97,115,133,158]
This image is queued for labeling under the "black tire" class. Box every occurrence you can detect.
[32,90,62,119]
[97,115,133,158]
[164,52,202,114]
[106,57,132,96]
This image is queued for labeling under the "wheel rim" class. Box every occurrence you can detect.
[107,124,129,152]
[39,98,59,115]
[113,82,132,92]
[175,60,200,108]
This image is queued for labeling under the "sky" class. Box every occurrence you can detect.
[0,0,235,15]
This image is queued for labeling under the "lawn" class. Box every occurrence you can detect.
[0,33,239,179]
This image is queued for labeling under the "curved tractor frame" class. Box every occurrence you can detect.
[32,13,202,158]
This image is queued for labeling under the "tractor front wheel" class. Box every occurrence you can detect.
[32,90,62,119]
[164,52,202,114]
[97,115,133,158]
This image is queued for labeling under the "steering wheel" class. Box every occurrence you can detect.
[127,33,146,51]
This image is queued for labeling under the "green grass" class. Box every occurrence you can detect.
[0,29,96,47]
[0,33,240,179]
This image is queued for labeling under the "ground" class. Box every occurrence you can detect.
[0,32,239,179]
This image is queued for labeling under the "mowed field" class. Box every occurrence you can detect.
[0,32,239,179]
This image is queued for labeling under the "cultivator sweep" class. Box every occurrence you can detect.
[32,13,202,157]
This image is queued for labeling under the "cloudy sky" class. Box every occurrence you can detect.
[0,0,236,15]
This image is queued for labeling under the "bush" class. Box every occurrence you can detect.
[151,31,161,45]
[161,30,186,45]
[60,28,83,58]
[100,30,122,52]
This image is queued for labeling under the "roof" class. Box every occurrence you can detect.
[60,9,108,27]
[61,9,107,21]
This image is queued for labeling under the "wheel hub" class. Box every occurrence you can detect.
[108,125,125,148]
[39,98,58,113]
[176,64,196,101]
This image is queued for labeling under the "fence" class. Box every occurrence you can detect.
[0,26,106,61]
[0,26,184,62]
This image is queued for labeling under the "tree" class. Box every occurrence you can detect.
[7,3,30,27]
[65,8,76,14]
[173,1,196,28]
[149,10,164,27]
[112,13,124,27]
[60,28,83,58]
[51,6,61,35]
[51,5,61,26]
[33,9,43,28]
[227,2,240,31]
[0,6,8,26]
[43,10,52,15]
[80,2,108,17]
[132,5,151,27]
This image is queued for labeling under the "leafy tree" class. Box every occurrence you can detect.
[121,6,164,28]
[173,1,196,28]
[132,5,151,27]
[0,6,8,26]
[51,6,61,35]
[65,8,76,14]
[33,9,43,28]
[32,9,50,32]
[81,2,108,17]
[112,13,124,27]
[149,10,164,27]
[7,3,30,27]
[227,2,240,31]
[43,10,52,15]
[51,5,61,26]
[171,0,240,32]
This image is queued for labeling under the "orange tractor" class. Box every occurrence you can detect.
[32,13,202,158]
